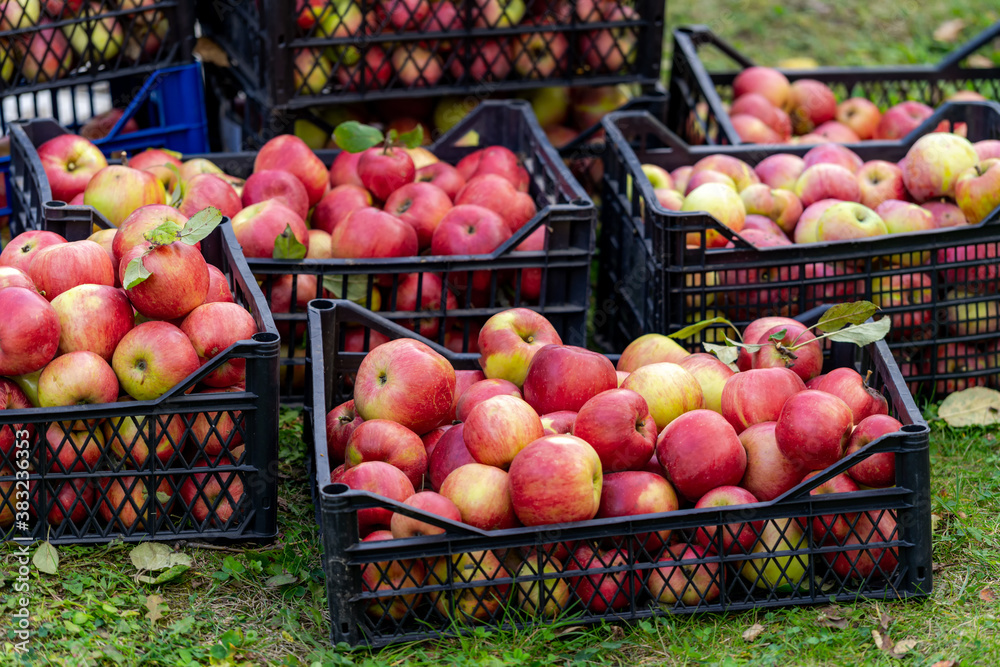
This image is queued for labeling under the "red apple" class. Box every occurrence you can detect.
[751,324,823,382]
[254,134,330,206]
[242,169,311,221]
[677,352,735,414]
[463,395,543,469]
[394,272,457,339]
[455,174,537,235]
[522,345,617,415]
[119,240,209,320]
[793,198,840,243]
[415,162,465,200]
[617,333,689,372]
[787,79,837,134]
[345,419,427,489]
[36,479,95,527]
[44,422,104,473]
[732,66,790,109]
[656,409,746,501]
[508,434,602,526]
[540,410,576,435]
[803,143,863,174]
[429,205,511,291]
[754,154,805,191]
[568,544,638,613]
[721,367,805,433]
[455,378,521,422]
[857,160,906,210]
[429,549,508,622]
[440,463,518,530]
[845,414,901,488]
[923,200,967,228]
[30,240,114,300]
[49,283,133,361]
[390,491,462,538]
[775,390,854,470]
[37,133,108,202]
[179,174,242,220]
[312,184,372,235]
[188,387,245,457]
[597,471,679,553]
[178,452,247,526]
[335,461,416,535]
[802,470,860,543]
[326,399,363,463]
[330,207,418,259]
[647,542,721,606]
[98,476,173,532]
[0,266,35,292]
[384,182,452,249]
[106,400,186,466]
[693,485,763,554]
[875,101,933,140]
[0,287,61,376]
[37,350,118,415]
[180,302,258,387]
[427,423,475,491]
[737,317,803,372]
[231,200,310,259]
[835,97,881,140]
[112,204,191,264]
[357,146,415,201]
[825,511,898,580]
[573,389,656,472]
[815,368,889,423]
[739,421,805,502]
[83,165,166,226]
[112,321,201,401]
[794,163,861,207]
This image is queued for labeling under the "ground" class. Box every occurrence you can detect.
[4,2,1000,665]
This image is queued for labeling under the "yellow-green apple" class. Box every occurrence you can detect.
[37,134,108,202]
[857,160,906,210]
[455,175,537,234]
[112,205,190,264]
[463,395,542,469]
[98,476,174,532]
[573,389,656,472]
[812,120,861,143]
[178,452,246,525]
[119,240,209,319]
[974,139,1000,161]
[787,79,836,134]
[739,184,803,234]
[394,272,457,338]
[567,544,637,612]
[871,273,933,341]
[693,485,763,554]
[617,333,690,372]
[353,338,456,434]
[293,47,332,95]
[775,389,853,469]
[37,351,118,423]
[751,324,823,382]
[415,162,466,201]
[731,93,792,139]
[332,206,419,261]
[83,165,166,226]
[326,400,363,463]
[540,410,576,435]
[254,134,330,206]
[112,321,201,401]
[391,45,444,87]
[0,287,60,375]
[816,202,887,241]
[477,308,561,387]
[177,158,223,183]
[345,419,427,489]
[801,470,859,542]
[955,158,1000,224]
[180,302,257,387]
[522,345,617,415]
[187,386,244,457]
[875,101,933,140]
[683,169,736,194]
[793,198,839,243]
[384,182,453,249]
[44,422,105,472]
[429,549,508,622]
[620,362,703,432]
[440,463,518,530]
[30,240,114,300]
[825,511,898,580]
[0,230,67,273]
[738,421,805,501]
[105,399,186,466]
[306,229,332,259]
[48,284,133,361]
[524,85,569,127]
[36,478,95,526]
[721,367,805,433]
[677,353,734,414]
[328,150,364,188]
[691,154,759,191]
[428,423,475,491]
[514,552,569,617]
[946,289,999,336]
[178,174,241,220]
[242,170,310,220]
[835,97,881,140]
[845,414,901,488]
[794,163,861,207]
[923,200,967,227]
[455,378,519,422]
[902,132,978,201]
[334,461,416,535]
[740,518,809,591]
[508,434,601,526]
[390,491,462,539]
[656,409,746,501]
[731,114,783,143]
[682,183,746,247]
[648,542,721,606]
[815,368,889,423]
[0,266,35,292]
[642,164,673,190]
[17,19,73,82]
[356,146,415,202]
[671,166,693,194]
[803,143,863,174]
[63,2,123,61]
[596,471,678,552]
[312,184,371,235]
[754,154,805,191]
[405,145,437,168]
[732,66,790,109]
[2,0,42,29]
[231,200,310,259]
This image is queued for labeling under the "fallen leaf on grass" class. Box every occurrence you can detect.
[32,542,59,575]
[137,564,190,585]
[742,623,765,642]
[968,55,995,68]
[979,587,996,602]
[893,638,919,655]
[878,610,893,633]
[265,573,298,587]
[817,607,849,630]
[130,543,192,573]
[933,19,966,42]
[931,661,959,667]
[145,595,168,624]
[939,387,1000,426]
[872,629,893,653]
[931,514,942,532]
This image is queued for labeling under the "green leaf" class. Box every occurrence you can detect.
[273,224,308,260]
[815,301,880,333]
[136,564,190,585]
[703,342,740,366]
[322,275,372,305]
[130,542,192,572]
[767,328,788,342]
[166,164,183,207]
[123,254,152,289]
[826,317,892,346]
[386,128,399,145]
[398,125,424,148]
[178,206,223,245]
[155,491,171,504]
[168,616,196,635]
[265,573,299,587]
[334,121,384,153]
[33,541,58,575]
[668,316,735,341]
[144,221,182,247]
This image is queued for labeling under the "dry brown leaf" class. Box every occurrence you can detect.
[817,605,849,630]
[893,638,919,656]
[979,587,996,602]
[145,595,167,624]
[934,19,966,42]
[872,629,894,653]
[938,387,1000,427]
[931,661,959,667]
[742,623,765,642]
[878,610,893,633]
[968,54,995,68]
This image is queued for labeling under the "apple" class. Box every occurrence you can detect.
[2,0,42,31]
[454,379,519,423]
[428,423,475,491]
[37,479,95,527]
[334,461,415,535]
[974,139,1000,161]
[738,421,804,502]
[787,79,836,134]
[721,367,805,433]
[312,184,372,235]
[682,184,746,247]
[389,491,462,539]
[0,266,35,293]
[648,542,721,606]
[514,552,570,617]
[37,351,118,419]
[955,158,1000,224]
[450,39,512,81]
[580,3,637,72]
[875,101,933,140]
[871,273,933,341]
[739,184,803,234]
[617,333,689,372]
[326,400,363,463]
[119,239,209,321]
[620,362,704,432]
[429,550,508,622]
[794,163,861,207]
[179,174,242,220]
[754,154,805,191]
[597,470,678,552]
[30,240,114,300]
[455,174,537,235]
[816,202,887,241]
[254,134,329,206]
[812,121,862,143]
[429,205,511,290]
[732,66,790,109]
[857,160,906,210]
[17,19,74,83]
[825,511,898,580]
[231,200,310,259]
[567,544,638,613]
[642,164,673,191]
[83,165,166,226]
[0,287,61,376]
[751,324,823,382]
[775,390,853,470]
[98,475,174,532]
[111,205,190,264]
[180,302,257,387]
[573,389,656,472]
[415,162,466,201]
[731,114,783,143]
[739,214,787,238]
[353,338,456,435]
[673,355,732,415]
[48,284,133,361]
[508,434,602,526]
[522,345,617,415]
[845,414,902,488]
[112,321,201,401]
[178,452,247,526]
[800,470,861,543]
[476,309,562,388]
[656,409,746,501]
[391,45,444,87]
[187,386,245,457]
[328,150,364,188]
[356,529,426,623]
[345,419,427,489]
[440,463,518,530]
[793,198,841,244]
[735,317,803,372]
[0,379,32,455]
[384,182,452,248]
[902,132,978,201]
[691,155,759,191]
[815,368,889,424]
[44,422,104,473]
[730,93,791,139]
[356,146,415,202]
[540,411,576,435]
[37,134,108,203]
[463,395,543,469]
[923,200,967,228]
[693,486,763,554]
[106,399,186,466]
[835,97,881,140]
[803,143,863,174]
[684,169,736,194]
[0,230,67,274]
[740,518,809,591]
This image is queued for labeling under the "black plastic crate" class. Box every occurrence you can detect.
[0,207,279,545]
[667,23,1000,146]
[18,100,597,405]
[303,299,930,648]
[597,101,1000,397]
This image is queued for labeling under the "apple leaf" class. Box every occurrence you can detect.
[32,541,58,575]
[767,328,788,342]
[265,573,299,587]
[155,491,171,504]
[145,594,167,624]
[703,342,739,366]
[938,387,1000,427]
[668,316,735,341]
[334,121,384,153]
[398,125,424,149]
[386,128,399,145]
[179,207,223,245]
[825,317,891,346]
[166,164,183,207]
[137,564,190,586]
[145,221,183,247]
[123,253,152,289]
[322,275,373,305]
[273,224,308,260]
[815,301,880,333]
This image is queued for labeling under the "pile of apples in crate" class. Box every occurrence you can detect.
[0,1,169,85]
[292,0,639,93]
[720,65,987,143]
[0,209,254,531]
[326,306,900,620]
